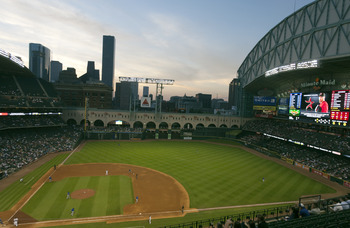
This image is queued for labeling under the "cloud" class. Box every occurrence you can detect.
[0,0,112,74]
[1,0,235,100]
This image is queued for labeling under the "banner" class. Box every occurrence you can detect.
[281,157,294,165]
[253,96,277,106]
[295,162,302,168]
[344,180,350,189]
[311,169,329,179]
[140,97,151,108]
[294,162,310,171]
[253,106,277,111]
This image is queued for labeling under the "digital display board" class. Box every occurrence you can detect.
[331,90,350,110]
[289,93,302,110]
[289,91,349,126]
[253,96,277,106]
[330,90,350,124]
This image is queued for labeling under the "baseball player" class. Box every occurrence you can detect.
[136,196,139,203]
[66,191,70,199]
[49,176,52,182]
[149,215,152,224]
[71,208,75,216]
[105,170,108,175]
[13,218,18,227]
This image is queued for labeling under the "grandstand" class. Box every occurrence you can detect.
[0,52,63,111]
[0,50,82,180]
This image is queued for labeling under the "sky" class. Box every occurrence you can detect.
[1,0,315,101]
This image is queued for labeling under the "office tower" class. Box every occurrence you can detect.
[58,67,77,83]
[102,35,115,90]
[80,61,100,83]
[196,93,212,108]
[29,43,51,81]
[143,86,149,97]
[50,61,62,82]
[115,81,138,110]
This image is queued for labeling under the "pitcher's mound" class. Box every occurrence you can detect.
[71,189,95,199]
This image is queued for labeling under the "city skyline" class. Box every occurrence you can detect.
[1,0,315,100]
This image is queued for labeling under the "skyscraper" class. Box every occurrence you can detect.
[50,61,62,82]
[115,81,138,110]
[79,61,100,83]
[29,43,51,81]
[102,35,115,91]
[143,86,149,97]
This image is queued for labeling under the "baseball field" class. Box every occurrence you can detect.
[0,139,342,227]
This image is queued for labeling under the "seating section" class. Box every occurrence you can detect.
[0,75,21,96]
[0,125,83,180]
[0,74,63,108]
[39,79,58,97]
[243,119,350,154]
[17,77,45,97]
[269,209,350,228]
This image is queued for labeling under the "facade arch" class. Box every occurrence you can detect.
[80,119,90,126]
[146,122,156,129]
[220,124,227,128]
[159,122,169,129]
[208,124,216,128]
[171,122,181,130]
[133,121,144,129]
[94,119,104,127]
[196,123,204,129]
[67,118,77,125]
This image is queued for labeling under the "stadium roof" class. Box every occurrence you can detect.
[0,53,34,78]
[237,0,350,88]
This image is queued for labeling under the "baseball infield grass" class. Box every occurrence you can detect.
[22,175,133,220]
[0,153,69,211]
[65,140,335,209]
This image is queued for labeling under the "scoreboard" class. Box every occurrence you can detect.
[289,93,302,109]
[289,90,349,126]
[331,90,350,123]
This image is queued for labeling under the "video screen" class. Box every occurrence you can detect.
[289,90,349,126]
[300,92,330,119]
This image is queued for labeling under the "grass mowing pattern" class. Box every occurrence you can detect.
[22,176,133,220]
[0,153,69,212]
[66,141,335,209]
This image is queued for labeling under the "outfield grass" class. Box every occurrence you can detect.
[22,176,133,220]
[66,141,335,209]
[0,153,69,212]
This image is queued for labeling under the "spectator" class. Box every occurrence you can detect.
[299,203,310,217]
[257,215,268,228]
[332,200,343,212]
[309,203,321,215]
[340,197,349,210]
[288,206,299,220]
[224,217,233,228]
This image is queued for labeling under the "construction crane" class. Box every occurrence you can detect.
[119,77,175,114]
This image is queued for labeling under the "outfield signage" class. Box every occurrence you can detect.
[140,97,151,108]
[312,169,330,180]
[344,180,350,189]
[265,60,318,77]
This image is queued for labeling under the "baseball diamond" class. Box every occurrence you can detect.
[1,140,348,227]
